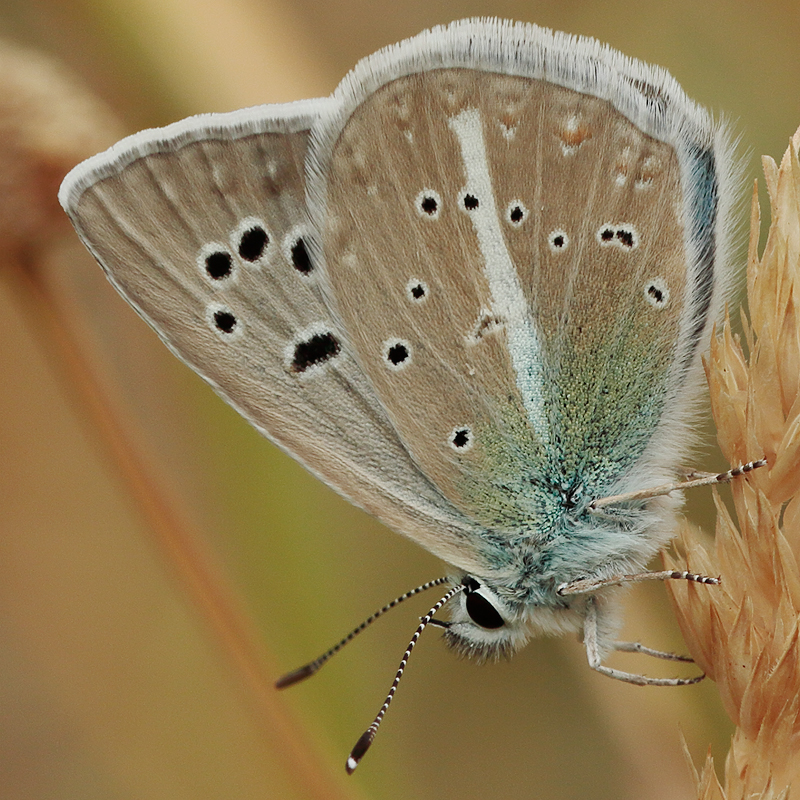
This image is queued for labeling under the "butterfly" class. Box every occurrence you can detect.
[59,18,753,771]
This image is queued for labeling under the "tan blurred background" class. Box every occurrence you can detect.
[0,1,798,798]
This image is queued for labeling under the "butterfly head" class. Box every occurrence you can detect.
[438,576,530,661]
[441,574,592,661]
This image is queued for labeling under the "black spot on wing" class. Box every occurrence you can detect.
[205,251,233,280]
[291,237,312,274]
[213,309,237,333]
[291,331,341,373]
[238,225,269,261]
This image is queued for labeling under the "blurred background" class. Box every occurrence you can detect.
[0,1,797,798]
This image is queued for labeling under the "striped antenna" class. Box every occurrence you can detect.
[346,581,466,774]
[275,576,451,689]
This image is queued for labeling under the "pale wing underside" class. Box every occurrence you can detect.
[310,21,735,531]
[59,104,487,572]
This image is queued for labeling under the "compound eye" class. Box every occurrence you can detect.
[465,591,505,629]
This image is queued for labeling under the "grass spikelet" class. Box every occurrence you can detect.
[666,126,800,799]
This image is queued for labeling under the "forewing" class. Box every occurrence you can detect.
[309,20,733,532]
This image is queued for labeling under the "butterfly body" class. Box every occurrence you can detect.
[60,20,738,664]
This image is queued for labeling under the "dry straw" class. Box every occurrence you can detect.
[666,127,800,800]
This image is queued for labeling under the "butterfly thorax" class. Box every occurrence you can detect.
[465,485,675,600]
[438,482,679,662]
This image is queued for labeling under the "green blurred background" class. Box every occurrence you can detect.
[1,1,798,798]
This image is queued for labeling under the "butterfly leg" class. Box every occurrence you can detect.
[613,640,694,662]
[558,569,719,596]
[582,596,704,686]
[590,458,767,510]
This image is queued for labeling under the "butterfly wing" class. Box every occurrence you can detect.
[307,20,736,567]
[59,100,487,572]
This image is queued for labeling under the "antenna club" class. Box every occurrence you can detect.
[275,663,317,689]
[346,730,375,774]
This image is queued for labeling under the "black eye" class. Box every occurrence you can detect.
[465,591,505,629]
